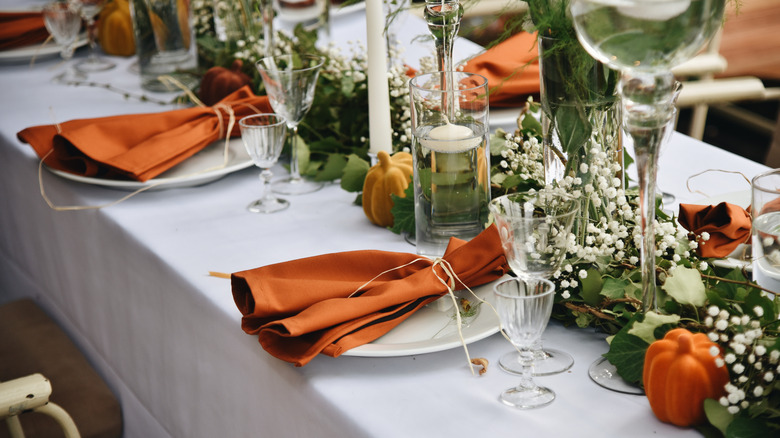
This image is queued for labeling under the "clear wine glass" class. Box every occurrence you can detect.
[489,191,578,376]
[571,0,726,392]
[239,114,290,213]
[494,277,556,409]
[42,1,86,83]
[255,54,325,195]
[70,0,115,72]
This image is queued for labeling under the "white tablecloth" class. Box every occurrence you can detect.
[0,6,769,438]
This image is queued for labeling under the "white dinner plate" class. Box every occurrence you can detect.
[0,34,88,64]
[342,276,505,357]
[48,138,253,191]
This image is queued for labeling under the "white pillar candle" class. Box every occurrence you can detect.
[365,0,393,155]
[420,123,480,151]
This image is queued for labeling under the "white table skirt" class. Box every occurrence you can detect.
[0,6,770,438]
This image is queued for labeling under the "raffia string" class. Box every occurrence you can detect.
[37,75,264,211]
[686,169,751,198]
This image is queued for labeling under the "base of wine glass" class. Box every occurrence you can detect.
[53,69,87,83]
[499,348,574,377]
[272,177,323,195]
[588,357,644,395]
[500,385,555,409]
[247,198,289,214]
[76,57,116,73]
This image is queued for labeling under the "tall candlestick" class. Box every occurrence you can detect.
[365,0,393,155]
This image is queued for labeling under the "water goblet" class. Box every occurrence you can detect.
[70,0,115,72]
[239,114,290,213]
[494,277,556,409]
[571,0,726,392]
[256,54,325,195]
[751,169,780,291]
[42,1,86,83]
[489,191,578,376]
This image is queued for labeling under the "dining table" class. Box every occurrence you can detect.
[0,3,770,437]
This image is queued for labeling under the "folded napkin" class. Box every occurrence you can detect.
[231,225,510,366]
[0,12,49,51]
[18,86,271,182]
[461,32,540,107]
[678,202,751,258]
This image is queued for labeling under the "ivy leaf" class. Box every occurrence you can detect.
[340,154,370,192]
[314,153,347,182]
[489,130,507,155]
[703,398,733,437]
[603,328,648,385]
[726,416,775,438]
[554,105,591,156]
[389,184,415,236]
[580,268,603,306]
[628,311,680,344]
[663,266,707,307]
[521,111,543,135]
[600,277,630,299]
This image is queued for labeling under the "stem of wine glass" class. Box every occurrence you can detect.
[261,0,273,56]
[86,17,97,61]
[619,71,676,313]
[288,124,302,182]
[425,0,461,120]
[516,348,536,391]
[260,168,274,202]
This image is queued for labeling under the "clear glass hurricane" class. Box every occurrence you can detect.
[570,0,726,393]
[239,114,290,213]
[42,1,86,83]
[489,191,579,376]
[256,54,325,195]
[494,277,556,409]
[71,0,115,72]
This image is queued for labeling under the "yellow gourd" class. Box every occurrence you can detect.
[362,151,413,227]
[98,0,136,57]
[643,328,730,427]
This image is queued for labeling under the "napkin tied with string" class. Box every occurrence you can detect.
[461,32,540,107]
[231,225,509,366]
[678,202,751,258]
[17,86,271,182]
[0,12,48,51]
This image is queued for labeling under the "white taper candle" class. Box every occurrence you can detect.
[365,0,393,155]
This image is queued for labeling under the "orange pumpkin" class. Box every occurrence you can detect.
[643,328,730,427]
[199,60,253,106]
[362,151,413,227]
[98,0,135,56]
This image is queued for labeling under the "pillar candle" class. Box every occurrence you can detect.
[365,0,393,155]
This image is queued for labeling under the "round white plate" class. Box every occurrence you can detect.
[48,138,253,191]
[342,276,504,357]
[0,34,88,63]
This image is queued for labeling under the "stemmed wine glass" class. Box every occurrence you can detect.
[570,0,726,392]
[256,54,325,195]
[494,277,556,409]
[489,192,578,376]
[70,0,115,72]
[42,1,86,83]
[239,114,290,213]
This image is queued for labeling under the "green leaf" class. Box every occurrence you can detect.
[726,415,775,438]
[314,153,347,182]
[628,311,680,344]
[521,111,543,136]
[600,277,630,299]
[554,105,591,156]
[340,154,370,192]
[703,398,733,436]
[663,266,707,307]
[580,268,603,306]
[389,184,415,236]
[603,329,649,385]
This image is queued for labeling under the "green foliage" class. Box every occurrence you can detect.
[389,184,415,236]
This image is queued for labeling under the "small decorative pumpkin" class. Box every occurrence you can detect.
[643,328,730,427]
[362,151,413,227]
[199,60,252,106]
[98,0,136,57]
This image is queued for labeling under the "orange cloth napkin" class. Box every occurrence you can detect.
[0,12,49,51]
[461,32,540,107]
[678,202,751,258]
[231,225,510,366]
[17,86,271,182]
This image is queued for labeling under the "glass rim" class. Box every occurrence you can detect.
[752,169,780,195]
[239,113,287,128]
[488,193,580,220]
[493,277,555,299]
[256,54,325,73]
[409,71,488,94]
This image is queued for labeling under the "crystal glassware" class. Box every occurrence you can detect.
[751,169,780,291]
[42,1,86,83]
[256,54,325,195]
[571,0,726,392]
[489,191,578,376]
[71,0,115,72]
[494,277,556,409]
[239,114,290,213]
